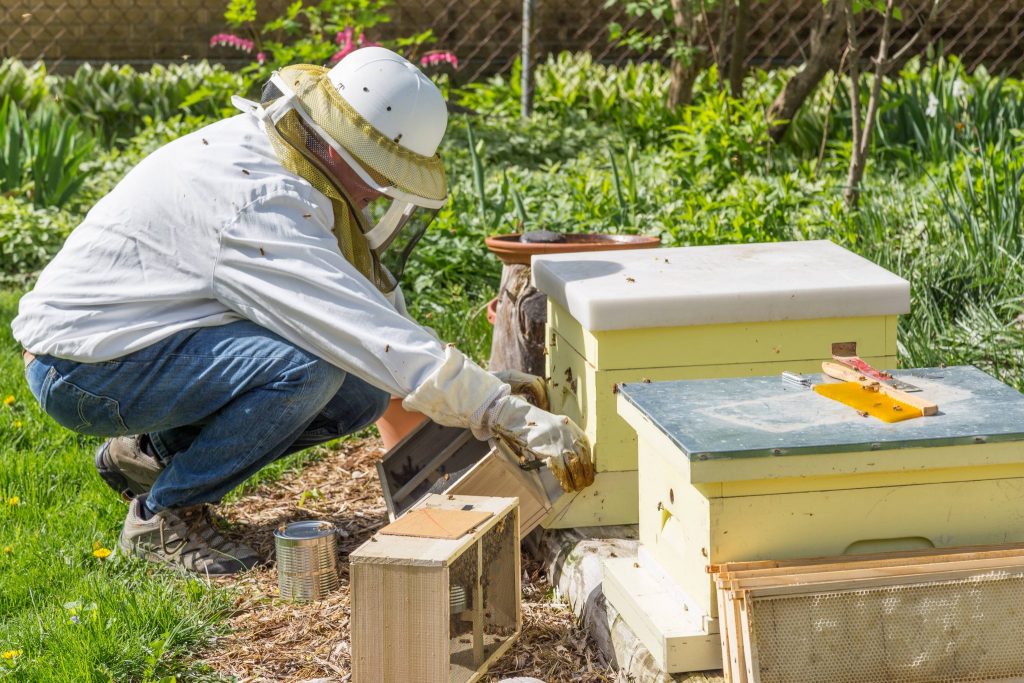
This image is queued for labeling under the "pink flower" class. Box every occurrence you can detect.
[359,33,381,49]
[209,33,254,53]
[256,51,266,64]
[335,27,354,47]
[329,29,383,64]
[419,50,459,70]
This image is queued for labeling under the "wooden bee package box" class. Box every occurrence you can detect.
[350,495,521,683]
[532,240,909,528]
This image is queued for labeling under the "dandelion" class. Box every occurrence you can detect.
[7,497,18,506]
[925,92,939,118]
[92,547,112,559]
[2,395,14,407]
[1,650,21,660]
[12,420,21,429]
[420,50,459,70]
[3,546,11,554]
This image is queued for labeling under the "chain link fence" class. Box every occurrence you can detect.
[2,0,1023,80]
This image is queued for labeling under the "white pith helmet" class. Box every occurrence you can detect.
[326,46,448,158]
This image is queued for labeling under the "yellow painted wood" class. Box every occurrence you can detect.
[619,394,1024,490]
[625,395,1024,618]
[541,470,638,528]
[549,338,896,473]
[638,433,715,615]
[544,300,898,528]
[547,300,897,371]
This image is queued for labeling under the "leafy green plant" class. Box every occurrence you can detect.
[27,109,94,209]
[0,97,28,194]
[56,62,243,143]
[0,197,76,278]
[0,59,51,113]
[0,98,94,209]
[605,0,718,107]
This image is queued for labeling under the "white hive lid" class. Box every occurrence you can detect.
[531,240,910,332]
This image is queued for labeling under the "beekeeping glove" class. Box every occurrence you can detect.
[403,347,593,492]
[487,394,594,493]
[493,369,549,411]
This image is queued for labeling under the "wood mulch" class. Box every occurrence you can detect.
[203,438,616,682]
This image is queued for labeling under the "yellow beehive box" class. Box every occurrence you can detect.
[614,367,1024,642]
[604,366,1024,672]
[533,240,909,528]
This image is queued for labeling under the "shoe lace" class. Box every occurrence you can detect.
[162,505,248,562]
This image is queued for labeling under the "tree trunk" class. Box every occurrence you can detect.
[845,0,895,208]
[488,263,548,376]
[765,0,846,142]
[728,0,751,96]
[667,0,698,108]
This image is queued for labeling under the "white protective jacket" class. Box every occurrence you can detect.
[12,112,447,399]
[12,109,596,489]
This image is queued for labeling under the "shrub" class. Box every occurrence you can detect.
[0,197,76,278]
[55,61,243,143]
[0,59,51,112]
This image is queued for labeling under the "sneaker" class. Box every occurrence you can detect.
[118,497,260,575]
[94,436,163,499]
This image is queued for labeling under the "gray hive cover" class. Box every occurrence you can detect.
[617,366,1024,460]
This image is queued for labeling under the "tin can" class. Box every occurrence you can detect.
[274,520,339,602]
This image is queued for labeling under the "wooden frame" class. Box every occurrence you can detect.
[711,543,1024,683]
[351,495,522,683]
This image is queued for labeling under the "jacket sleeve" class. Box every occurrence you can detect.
[212,188,447,398]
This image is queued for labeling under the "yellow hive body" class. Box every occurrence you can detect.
[534,240,908,528]
[607,366,1024,674]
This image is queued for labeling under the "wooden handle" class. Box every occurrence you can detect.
[821,361,865,382]
[821,362,939,416]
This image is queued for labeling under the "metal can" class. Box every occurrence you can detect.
[274,520,339,602]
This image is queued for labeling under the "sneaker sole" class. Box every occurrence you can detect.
[94,441,147,500]
[121,539,253,576]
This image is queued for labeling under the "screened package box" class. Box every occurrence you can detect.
[532,240,909,527]
[350,495,520,683]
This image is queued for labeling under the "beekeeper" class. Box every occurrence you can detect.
[11,47,593,575]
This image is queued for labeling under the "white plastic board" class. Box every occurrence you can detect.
[531,240,910,332]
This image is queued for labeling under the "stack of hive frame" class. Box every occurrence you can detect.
[711,543,1024,683]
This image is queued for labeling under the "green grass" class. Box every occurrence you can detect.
[0,290,233,682]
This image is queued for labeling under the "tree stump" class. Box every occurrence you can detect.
[488,263,547,376]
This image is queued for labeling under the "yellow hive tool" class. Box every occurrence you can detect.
[814,362,938,423]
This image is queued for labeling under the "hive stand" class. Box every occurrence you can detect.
[533,240,909,528]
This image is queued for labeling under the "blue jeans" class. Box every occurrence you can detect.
[25,320,390,512]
